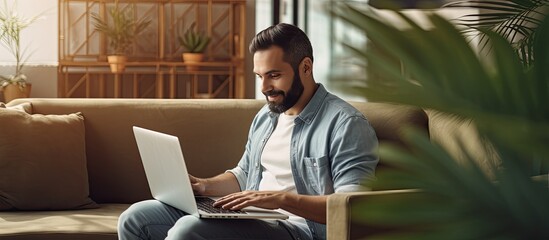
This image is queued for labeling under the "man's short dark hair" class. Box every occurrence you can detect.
[249,23,313,69]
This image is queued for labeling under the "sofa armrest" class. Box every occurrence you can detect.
[327,189,421,240]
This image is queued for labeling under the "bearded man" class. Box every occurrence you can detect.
[118,23,379,240]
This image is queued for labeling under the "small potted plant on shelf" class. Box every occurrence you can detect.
[91,0,151,73]
[0,0,41,103]
[178,22,210,71]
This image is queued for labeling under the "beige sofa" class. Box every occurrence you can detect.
[0,98,429,240]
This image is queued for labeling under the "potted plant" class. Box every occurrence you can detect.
[0,0,41,102]
[178,22,210,71]
[91,0,151,73]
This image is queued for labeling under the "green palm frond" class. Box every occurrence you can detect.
[445,0,549,66]
[333,3,549,157]
[331,2,549,238]
[354,128,549,239]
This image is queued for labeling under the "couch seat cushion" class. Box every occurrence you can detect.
[0,204,128,240]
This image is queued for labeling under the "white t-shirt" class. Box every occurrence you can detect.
[258,113,308,228]
[259,113,296,191]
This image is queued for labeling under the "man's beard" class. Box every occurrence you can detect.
[263,72,304,114]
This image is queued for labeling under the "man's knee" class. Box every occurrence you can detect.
[118,200,172,240]
[166,216,207,240]
[120,200,162,225]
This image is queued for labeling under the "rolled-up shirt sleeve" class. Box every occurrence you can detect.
[226,167,247,191]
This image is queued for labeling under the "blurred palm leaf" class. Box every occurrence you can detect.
[445,0,549,66]
[333,2,549,158]
[331,2,549,238]
[355,128,549,239]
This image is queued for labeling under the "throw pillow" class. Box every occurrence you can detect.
[0,109,98,210]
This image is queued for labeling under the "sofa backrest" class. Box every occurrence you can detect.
[350,102,429,150]
[9,98,428,204]
[12,98,264,204]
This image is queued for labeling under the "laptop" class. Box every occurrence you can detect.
[133,126,288,220]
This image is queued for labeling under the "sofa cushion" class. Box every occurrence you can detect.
[0,203,127,240]
[0,109,98,210]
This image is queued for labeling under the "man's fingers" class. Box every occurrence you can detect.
[214,192,249,207]
[189,174,198,183]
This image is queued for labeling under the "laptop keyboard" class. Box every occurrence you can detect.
[195,197,244,214]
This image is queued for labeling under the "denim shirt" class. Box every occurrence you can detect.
[228,84,379,240]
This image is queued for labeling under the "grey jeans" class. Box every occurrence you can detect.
[118,200,308,240]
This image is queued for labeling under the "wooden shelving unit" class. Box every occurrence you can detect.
[58,0,247,98]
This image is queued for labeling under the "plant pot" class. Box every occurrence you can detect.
[2,83,32,103]
[108,55,128,73]
[182,53,205,71]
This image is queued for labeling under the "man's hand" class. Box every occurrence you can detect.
[213,191,286,210]
[213,190,328,224]
[189,174,206,195]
